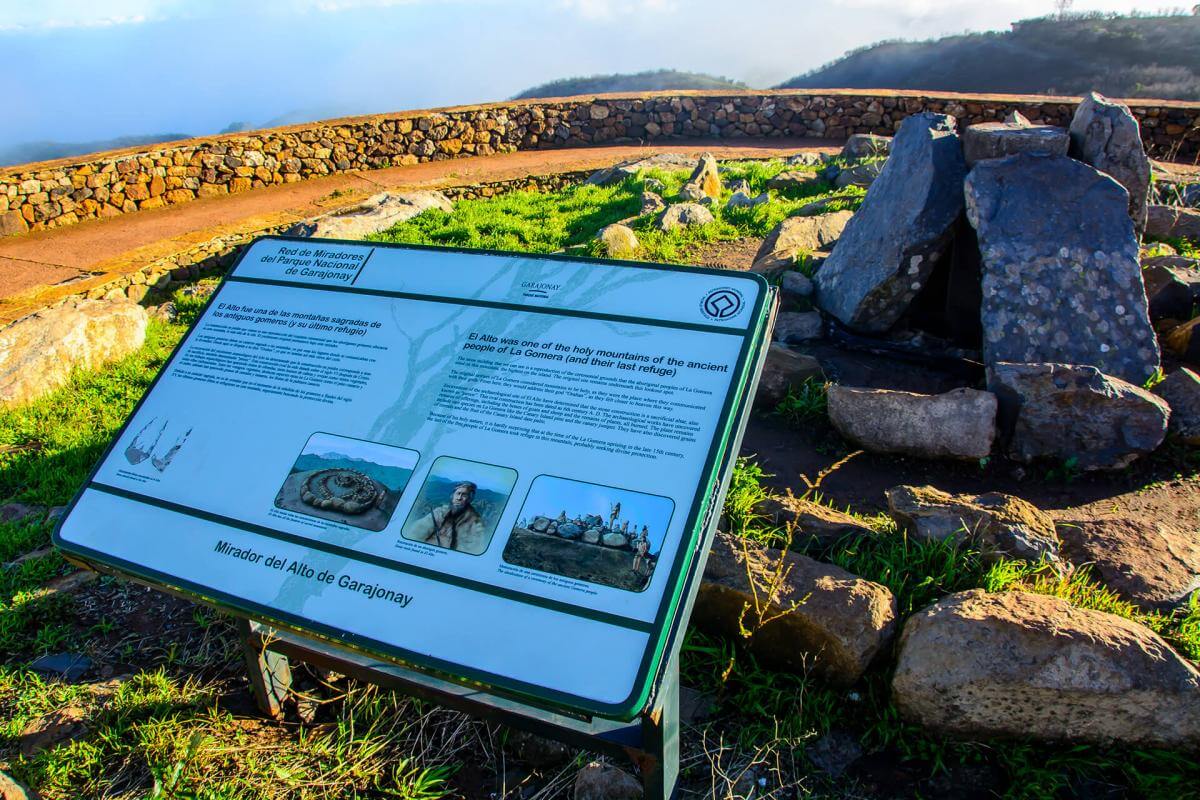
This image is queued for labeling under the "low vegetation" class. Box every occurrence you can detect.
[778,12,1200,101]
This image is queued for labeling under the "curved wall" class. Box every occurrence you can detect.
[2,89,1197,238]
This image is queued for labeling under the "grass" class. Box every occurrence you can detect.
[370,158,865,268]
[3,166,1199,798]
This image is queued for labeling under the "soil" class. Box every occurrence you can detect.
[693,237,764,271]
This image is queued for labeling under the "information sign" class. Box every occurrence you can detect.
[55,237,771,718]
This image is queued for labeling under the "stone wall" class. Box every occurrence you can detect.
[2,90,1198,238]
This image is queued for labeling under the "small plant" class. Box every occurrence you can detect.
[1143,366,1166,390]
[774,378,829,427]
[1044,456,1082,484]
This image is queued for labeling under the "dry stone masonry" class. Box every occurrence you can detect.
[2,90,1198,238]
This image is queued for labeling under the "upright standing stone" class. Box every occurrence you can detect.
[966,154,1159,385]
[1069,92,1152,236]
[961,119,1068,166]
[814,113,967,333]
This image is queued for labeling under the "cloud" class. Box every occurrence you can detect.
[556,0,679,20]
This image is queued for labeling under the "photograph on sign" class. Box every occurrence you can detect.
[273,432,420,531]
[55,237,769,717]
[400,456,517,555]
[503,476,673,592]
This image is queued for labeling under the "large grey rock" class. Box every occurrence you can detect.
[814,113,967,333]
[575,762,642,800]
[962,120,1069,166]
[286,191,452,238]
[987,362,1169,471]
[586,153,698,186]
[966,154,1159,385]
[1069,92,1152,236]
[695,532,897,686]
[1141,261,1195,322]
[773,311,823,344]
[754,345,824,408]
[886,485,1059,563]
[657,202,713,231]
[893,589,1200,749]
[1155,367,1200,444]
[842,133,892,159]
[1146,205,1200,242]
[0,300,147,408]
[1058,517,1200,612]
[639,191,665,216]
[596,224,638,258]
[780,270,814,300]
[751,211,854,274]
[766,170,824,193]
[679,152,722,200]
[827,385,996,461]
[834,160,884,189]
[725,190,769,210]
[755,493,874,550]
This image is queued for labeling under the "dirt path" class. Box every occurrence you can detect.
[0,138,837,322]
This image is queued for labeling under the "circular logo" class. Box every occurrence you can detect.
[700,287,744,321]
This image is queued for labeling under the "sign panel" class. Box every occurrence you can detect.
[55,237,770,718]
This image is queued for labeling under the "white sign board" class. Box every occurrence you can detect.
[56,237,769,718]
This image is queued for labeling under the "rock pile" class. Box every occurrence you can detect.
[781,90,1199,472]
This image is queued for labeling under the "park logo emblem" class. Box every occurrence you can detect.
[699,286,744,321]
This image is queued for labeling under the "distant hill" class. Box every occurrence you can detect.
[513,69,746,100]
[0,133,193,168]
[777,13,1200,100]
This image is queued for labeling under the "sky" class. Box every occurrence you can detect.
[0,0,1173,151]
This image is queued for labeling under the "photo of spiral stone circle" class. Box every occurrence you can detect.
[273,432,419,531]
[503,476,674,592]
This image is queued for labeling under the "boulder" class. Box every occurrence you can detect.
[773,311,823,344]
[725,190,770,210]
[1164,317,1200,363]
[834,160,884,189]
[892,589,1200,749]
[886,485,1059,563]
[695,532,897,685]
[751,211,854,274]
[586,153,698,186]
[575,762,642,800]
[557,523,583,540]
[0,300,148,408]
[842,134,892,159]
[755,493,874,549]
[286,191,452,238]
[780,270,814,301]
[965,154,1159,385]
[1069,92,1152,236]
[657,203,713,231]
[827,385,997,461]
[1144,255,1200,303]
[642,177,665,193]
[529,516,551,533]
[601,532,628,548]
[639,191,665,216]
[0,770,30,800]
[685,152,722,199]
[1141,262,1195,322]
[787,152,827,167]
[596,224,638,259]
[987,362,1169,471]
[962,120,1069,166]
[1058,517,1200,612]
[582,528,602,544]
[1154,367,1200,444]
[766,170,824,193]
[1146,205,1200,242]
[754,345,824,408]
[814,113,967,333]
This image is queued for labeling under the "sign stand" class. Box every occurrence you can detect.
[238,618,681,799]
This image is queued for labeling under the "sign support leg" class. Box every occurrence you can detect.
[238,618,292,720]
[637,652,680,800]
